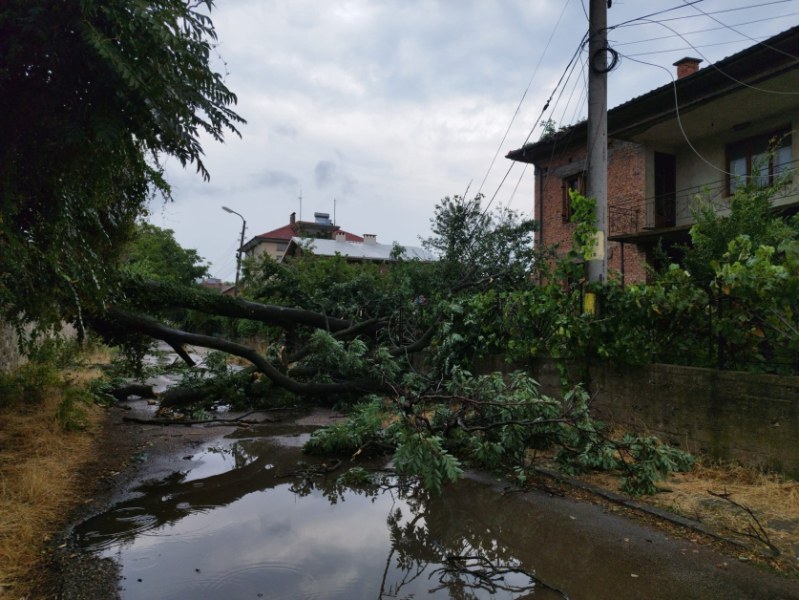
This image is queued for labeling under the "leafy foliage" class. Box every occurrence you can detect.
[0,0,242,334]
[123,223,210,286]
[478,182,799,374]
[305,399,392,456]
[55,387,91,432]
[305,370,692,496]
[422,193,538,290]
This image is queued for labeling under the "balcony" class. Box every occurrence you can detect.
[608,205,641,237]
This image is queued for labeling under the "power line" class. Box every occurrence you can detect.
[476,0,573,197]
[608,0,707,30]
[679,0,799,60]
[611,0,797,29]
[482,30,591,216]
[627,17,799,94]
[611,11,799,47]
[625,35,773,57]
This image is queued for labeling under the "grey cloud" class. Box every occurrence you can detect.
[314,159,357,196]
[314,161,338,188]
[252,169,300,189]
[271,124,298,140]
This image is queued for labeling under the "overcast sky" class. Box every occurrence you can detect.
[147,0,799,282]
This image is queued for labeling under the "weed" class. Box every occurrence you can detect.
[0,362,61,407]
[55,387,91,432]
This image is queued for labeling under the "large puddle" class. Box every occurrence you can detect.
[72,422,799,600]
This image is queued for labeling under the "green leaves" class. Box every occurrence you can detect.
[0,0,242,334]
[123,222,209,286]
[393,430,463,496]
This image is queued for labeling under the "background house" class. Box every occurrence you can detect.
[508,25,799,283]
[282,233,437,264]
[241,211,363,262]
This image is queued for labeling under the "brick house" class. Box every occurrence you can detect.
[507,25,799,284]
[241,211,363,262]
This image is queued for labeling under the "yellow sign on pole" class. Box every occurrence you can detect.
[584,292,597,315]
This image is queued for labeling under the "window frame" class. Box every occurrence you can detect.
[561,171,586,223]
[725,126,792,196]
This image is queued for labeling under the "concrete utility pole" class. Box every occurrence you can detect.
[586,0,609,283]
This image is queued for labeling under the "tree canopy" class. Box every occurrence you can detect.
[123,223,210,286]
[0,0,243,332]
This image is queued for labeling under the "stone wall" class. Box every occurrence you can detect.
[530,359,799,478]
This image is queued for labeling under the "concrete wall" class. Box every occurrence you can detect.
[0,321,26,372]
[530,359,799,478]
[0,321,77,373]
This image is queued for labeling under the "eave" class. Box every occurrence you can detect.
[507,25,799,166]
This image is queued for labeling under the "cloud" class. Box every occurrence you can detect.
[252,169,300,189]
[314,160,337,187]
[313,159,356,196]
[152,0,785,283]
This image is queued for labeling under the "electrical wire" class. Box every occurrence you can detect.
[608,0,707,30]
[612,11,799,47]
[476,0,573,197]
[625,35,773,57]
[629,16,799,94]
[481,30,591,216]
[611,0,797,29]
[679,0,799,60]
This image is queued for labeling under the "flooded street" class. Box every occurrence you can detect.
[70,414,799,600]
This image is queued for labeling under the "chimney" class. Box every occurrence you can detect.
[673,57,702,79]
[335,232,346,243]
[290,212,296,225]
[363,234,377,245]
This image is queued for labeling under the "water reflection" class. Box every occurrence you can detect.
[73,434,565,599]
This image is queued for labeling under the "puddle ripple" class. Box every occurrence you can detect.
[201,562,324,600]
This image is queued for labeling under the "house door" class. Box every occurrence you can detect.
[654,152,676,228]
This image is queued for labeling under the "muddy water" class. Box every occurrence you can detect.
[72,424,799,600]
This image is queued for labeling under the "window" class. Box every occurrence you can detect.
[726,128,792,195]
[561,172,585,222]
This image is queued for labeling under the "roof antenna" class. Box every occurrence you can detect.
[333,198,336,225]
[298,188,303,221]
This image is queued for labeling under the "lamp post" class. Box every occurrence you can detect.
[222,206,246,296]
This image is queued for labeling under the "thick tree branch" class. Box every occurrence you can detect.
[130,279,361,333]
[99,308,391,398]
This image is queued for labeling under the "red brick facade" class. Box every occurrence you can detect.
[536,139,649,284]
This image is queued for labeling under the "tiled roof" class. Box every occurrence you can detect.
[256,224,295,240]
[254,224,363,242]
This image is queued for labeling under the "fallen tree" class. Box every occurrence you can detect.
[83,196,693,496]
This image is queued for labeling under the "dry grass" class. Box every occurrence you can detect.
[0,365,107,599]
[578,458,799,574]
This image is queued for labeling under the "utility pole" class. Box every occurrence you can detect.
[586,0,609,283]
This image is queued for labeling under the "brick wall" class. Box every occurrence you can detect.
[536,139,649,284]
[530,359,799,477]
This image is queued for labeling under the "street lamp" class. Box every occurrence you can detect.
[222,206,246,296]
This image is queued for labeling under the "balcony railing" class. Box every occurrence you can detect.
[608,205,640,236]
